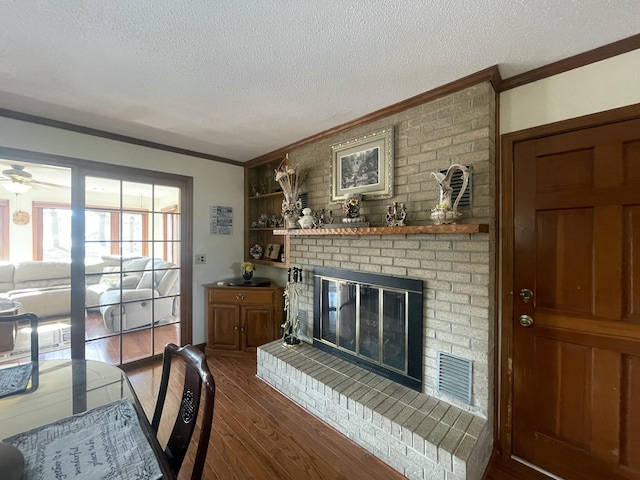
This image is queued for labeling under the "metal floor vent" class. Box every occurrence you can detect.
[437,164,472,208]
[436,351,473,405]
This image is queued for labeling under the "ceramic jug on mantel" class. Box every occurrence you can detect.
[430,163,470,225]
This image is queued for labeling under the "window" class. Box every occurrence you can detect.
[33,202,149,261]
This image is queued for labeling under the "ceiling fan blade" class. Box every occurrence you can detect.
[0,163,69,189]
[31,179,69,189]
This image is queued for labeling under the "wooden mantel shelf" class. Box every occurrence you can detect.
[274,223,489,236]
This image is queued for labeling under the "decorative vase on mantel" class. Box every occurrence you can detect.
[242,270,253,282]
[284,212,300,229]
[297,208,315,229]
[430,163,470,225]
[341,193,365,224]
[282,193,302,229]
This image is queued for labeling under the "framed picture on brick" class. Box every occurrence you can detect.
[330,125,394,202]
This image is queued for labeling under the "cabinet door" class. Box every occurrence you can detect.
[208,304,240,350]
[241,305,274,352]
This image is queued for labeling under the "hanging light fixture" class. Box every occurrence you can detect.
[12,193,30,225]
[3,182,32,194]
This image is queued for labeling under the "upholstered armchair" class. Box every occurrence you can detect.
[98,258,179,333]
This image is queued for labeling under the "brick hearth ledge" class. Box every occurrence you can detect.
[257,341,492,480]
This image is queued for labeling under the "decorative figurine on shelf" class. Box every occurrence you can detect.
[298,207,316,229]
[249,244,263,259]
[318,208,327,227]
[282,267,303,346]
[386,201,407,227]
[430,163,470,225]
[257,213,268,228]
[267,214,279,228]
[240,262,255,282]
[341,193,366,223]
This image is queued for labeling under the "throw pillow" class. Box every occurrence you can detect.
[100,266,121,285]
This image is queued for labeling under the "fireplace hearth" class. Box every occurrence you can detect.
[313,267,423,391]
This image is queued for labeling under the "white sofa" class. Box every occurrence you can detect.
[95,257,180,333]
[0,260,104,319]
[0,257,179,333]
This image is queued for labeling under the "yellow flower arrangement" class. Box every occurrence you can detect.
[241,262,255,273]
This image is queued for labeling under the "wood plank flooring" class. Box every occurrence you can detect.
[126,352,555,480]
[127,352,407,480]
[34,313,180,364]
[482,453,557,480]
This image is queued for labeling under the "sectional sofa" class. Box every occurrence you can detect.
[0,256,179,332]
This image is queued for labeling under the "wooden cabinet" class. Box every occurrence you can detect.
[204,284,284,356]
[245,162,289,268]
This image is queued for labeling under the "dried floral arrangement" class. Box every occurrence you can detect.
[274,153,308,220]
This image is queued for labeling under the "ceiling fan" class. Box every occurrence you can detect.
[1,164,69,226]
[1,164,68,191]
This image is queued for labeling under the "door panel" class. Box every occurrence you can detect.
[243,305,273,351]
[208,304,240,350]
[513,117,640,480]
[536,208,593,312]
[622,354,640,470]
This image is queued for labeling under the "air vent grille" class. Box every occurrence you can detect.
[299,192,308,209]
[436,351,472,405]
[437,165,472,208]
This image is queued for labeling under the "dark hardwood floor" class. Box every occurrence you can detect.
[127,352,407,480]
[127,352,555,480]
[482,453,557,480]
[28,313,180,364]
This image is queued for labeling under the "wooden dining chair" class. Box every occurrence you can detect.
[151,343,216,479]
[0,313,39,363]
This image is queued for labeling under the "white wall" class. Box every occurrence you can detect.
[0,116,245,344]
[500,48,640,133]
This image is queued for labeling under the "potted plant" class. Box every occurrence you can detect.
[240,262,255,282]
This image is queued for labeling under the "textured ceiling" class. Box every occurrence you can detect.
[0,1,638,162]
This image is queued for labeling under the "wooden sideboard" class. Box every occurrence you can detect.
[204,283,283,356]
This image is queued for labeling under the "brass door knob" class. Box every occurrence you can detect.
[519,314,534,327]
[519,288,533,303]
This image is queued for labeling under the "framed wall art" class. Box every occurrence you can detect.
[330,125,394,202]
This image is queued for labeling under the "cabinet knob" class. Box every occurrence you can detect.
[234,325,238,331]
[236,294,245,300]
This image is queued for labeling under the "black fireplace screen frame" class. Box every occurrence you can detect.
[313,267,424,391]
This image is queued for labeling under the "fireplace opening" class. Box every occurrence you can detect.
[313,267,423,391]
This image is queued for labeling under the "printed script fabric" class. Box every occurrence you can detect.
[3,398,162,480]
[0,363,32,398]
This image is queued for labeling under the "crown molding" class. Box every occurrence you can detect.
[246,66,502,167]
[0,108,242,166]
[500,33,640,91]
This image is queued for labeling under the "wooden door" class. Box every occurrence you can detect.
[208,304,240,350]
[512,117,640,479]
[242,305,274,352]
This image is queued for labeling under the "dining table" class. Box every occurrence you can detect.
[0,359,176,480]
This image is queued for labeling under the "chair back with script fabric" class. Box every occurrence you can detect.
[151,343,216,479]
[0,312,39,363]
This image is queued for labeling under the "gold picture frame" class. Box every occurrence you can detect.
[330,125,394,202]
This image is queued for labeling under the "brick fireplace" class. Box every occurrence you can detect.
[257,82,496,479]
[313,266,424,391]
